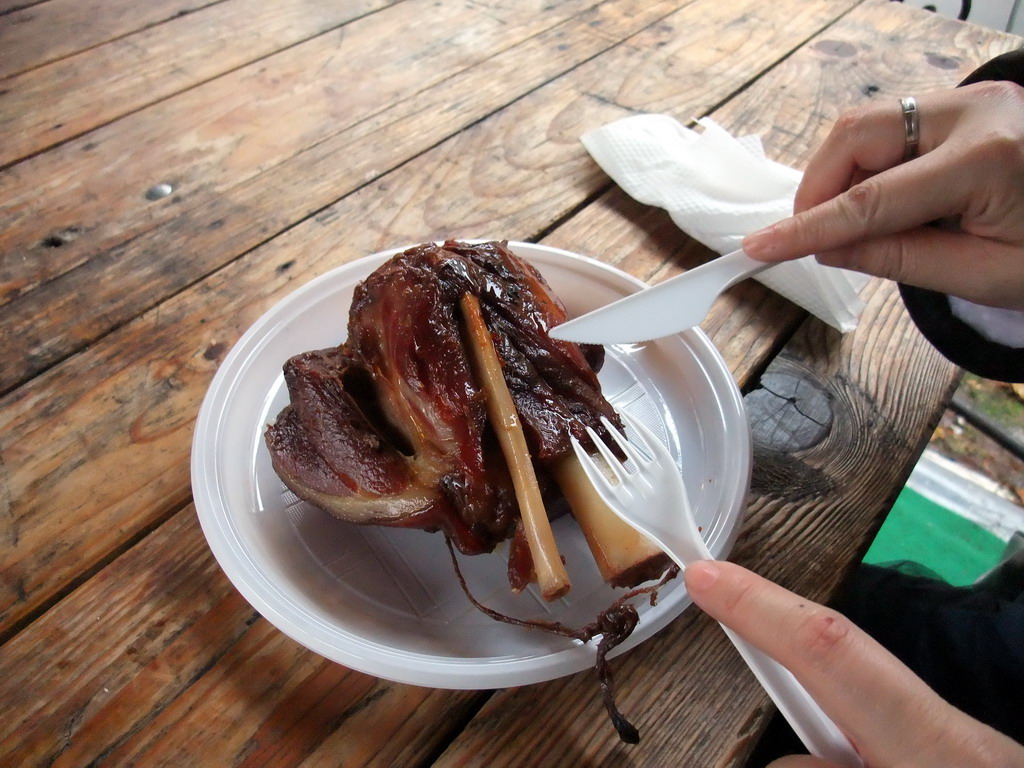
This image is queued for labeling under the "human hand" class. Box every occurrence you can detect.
[683,560,1024,768]
[741,81,1024,310]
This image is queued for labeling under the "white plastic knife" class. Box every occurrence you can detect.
[549,248,772,344]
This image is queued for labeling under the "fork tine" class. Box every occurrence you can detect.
[618,411,669,462]
[599,416,651,468]
[583,425,628,486]
[570,435,616,498]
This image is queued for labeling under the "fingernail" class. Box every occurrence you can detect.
[741,228,774,259]
[684,560,720,593]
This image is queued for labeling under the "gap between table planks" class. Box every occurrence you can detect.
[0,0,869,638]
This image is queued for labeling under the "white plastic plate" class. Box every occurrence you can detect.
[191,241,751,689]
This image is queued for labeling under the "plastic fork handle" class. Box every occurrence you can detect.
[721,625,864,767]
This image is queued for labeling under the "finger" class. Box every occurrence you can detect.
[743,150,966,263]
[816,229,1024,310]
[793,88,974,215]
[793,102,910,214]
[683,560,957,765]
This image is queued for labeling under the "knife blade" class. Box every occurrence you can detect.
[548,248,772,344]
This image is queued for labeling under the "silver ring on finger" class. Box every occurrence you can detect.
[899,96,919,161]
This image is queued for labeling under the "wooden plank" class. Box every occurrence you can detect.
[707,1,1021,163]
[0,507,484,767]
[0,0,617,294]
[0,0,226,79]
[99,620,482,767]
[0,0,870,645]
[0,0,401,167]
[0,0,634,392]
[0,0,865,394]
[0,511,255,766]
[435,606,754,767]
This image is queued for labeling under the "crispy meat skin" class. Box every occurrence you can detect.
[265,240,616,556]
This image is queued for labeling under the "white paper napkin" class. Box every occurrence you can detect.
[581,114,868,332]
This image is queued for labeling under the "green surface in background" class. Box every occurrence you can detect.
[864,485,1006,586]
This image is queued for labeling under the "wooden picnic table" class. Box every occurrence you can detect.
[2,0,1021,765]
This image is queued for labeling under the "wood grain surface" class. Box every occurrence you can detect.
[0,0,683,392]
[0,0,400,165]
[0,0,874,639]
[1,0,1018,765]
[0,0,225,79]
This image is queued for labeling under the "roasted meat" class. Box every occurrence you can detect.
[265,240,617,558]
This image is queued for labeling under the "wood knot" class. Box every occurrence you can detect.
[203,342,226,361]
[38,226,83,249]
[925,52,960,71]
[745,363,834,452]
[813,40,856,58]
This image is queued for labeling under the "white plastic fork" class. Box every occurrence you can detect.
[571,412,864,768]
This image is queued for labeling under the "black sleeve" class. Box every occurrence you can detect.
[836,564,1024,744]
[958,48,1024,86]
[897,48,1024,384]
